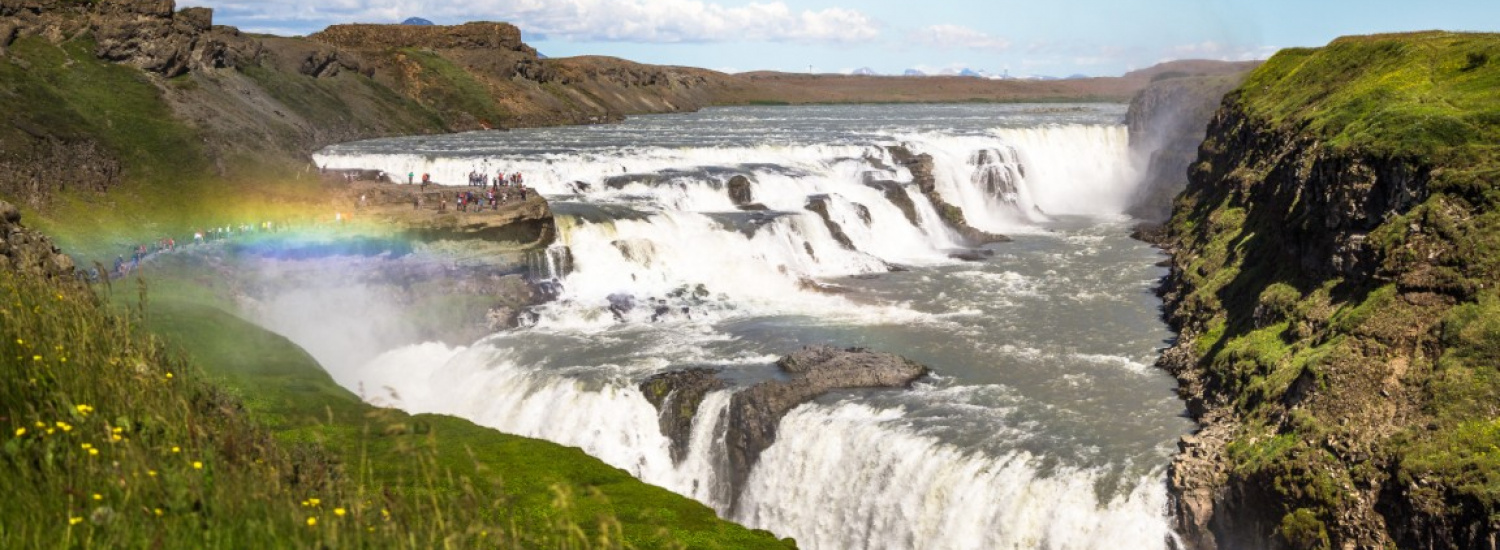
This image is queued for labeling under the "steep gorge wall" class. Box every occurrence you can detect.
[1125,71,1251,221]
[1159,32,1500,549]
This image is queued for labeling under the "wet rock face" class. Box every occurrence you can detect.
[803,194,855,250]
[640,368,727,463]
[725,346,929,508]
[726,175,755,208]
[0,199,75,278]
[1124,74,1247,222]
[637,346,930,510]
[885,145,1010,246]
[863,179,919,226]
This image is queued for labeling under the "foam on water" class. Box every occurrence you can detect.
[280,105,1186,550]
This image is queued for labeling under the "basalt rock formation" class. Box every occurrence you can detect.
[1124,69,1253,222]
[1157,32,1500,549]
[886,145,1011,245]
[803,194,857,251]
[640,368,727,464]
[640,346,930,509]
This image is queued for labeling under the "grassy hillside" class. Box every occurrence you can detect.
[0,35,392,261]
[1163,31,1500,548]
[1,253,792,548]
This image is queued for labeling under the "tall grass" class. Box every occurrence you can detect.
[0,268,628,548]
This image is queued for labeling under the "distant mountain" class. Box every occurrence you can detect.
[1066,73,1090,80]
[852,67,878,76]
[401,17,434,25]
[903,69,926,76]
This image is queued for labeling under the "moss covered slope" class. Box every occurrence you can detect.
[1160,31,1500,549]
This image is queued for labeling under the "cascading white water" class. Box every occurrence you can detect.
[287,104,1188,550]
[899,125,1141,233]
[739,402,1174,550]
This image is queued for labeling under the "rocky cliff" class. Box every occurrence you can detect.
[308,23,737,129]
[1124,70,1252,221]
[0,0,742,250]
[1158,32,1500,549]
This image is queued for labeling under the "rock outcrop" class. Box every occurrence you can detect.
[0,199,74,278]
[1124,71,1252,222]
[311,22,535,55]
[886,145,1010,245]
[639,346,930,509]
[862,179,920,226]
[1,0,234,76]
[640,368,727,464]
[803,194,856,250]
[726,175,756,208]
[727,346,928,507]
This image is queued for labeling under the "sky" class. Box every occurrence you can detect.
[178,0,1499,77]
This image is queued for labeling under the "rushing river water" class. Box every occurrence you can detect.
[298,104,1192,549]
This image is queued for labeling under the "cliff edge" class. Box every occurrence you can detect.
[1124,67,1255,221]
[1159,32,1500,549]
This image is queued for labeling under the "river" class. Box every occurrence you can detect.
[301,103,1192,549]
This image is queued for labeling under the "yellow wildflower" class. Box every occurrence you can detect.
[111,434,122,442]
[92,494,102,501]
[56,421,71,432]
[80,443,92,449]
[13,427,24,437]
[33,421,44,428]
[88,448,98,456]
[192,461,202,470]
[165,372,174,380]
[147,470,157,477]
[306,516,317,527]
[154,508,163,517]
[171,446,180,453]
[32,355,41,361]
[68,517,82,526]
[75,404,93,415]
[334,507,346,517]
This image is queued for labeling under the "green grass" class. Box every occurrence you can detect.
[0,37,334,263]
[1163,31,1500,546]
[1,262,792,548]
[1237,32,1500,174]
[396,49,510,127]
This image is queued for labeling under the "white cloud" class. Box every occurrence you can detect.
[910,24,1011,53]
[184,0,880,44]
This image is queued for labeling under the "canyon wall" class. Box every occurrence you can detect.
[1157,32,1500,549]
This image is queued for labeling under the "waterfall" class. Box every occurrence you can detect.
[286,112,1179,550]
